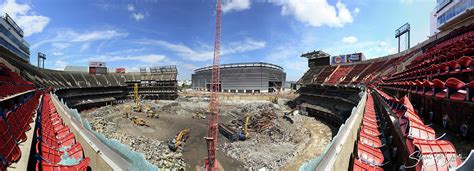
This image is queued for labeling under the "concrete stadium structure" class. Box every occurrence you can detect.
[192,62,286,93]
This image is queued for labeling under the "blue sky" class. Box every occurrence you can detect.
[0,0,436,81]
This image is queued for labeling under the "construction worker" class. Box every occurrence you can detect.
[442,114,449,129]
[460,121,469,139]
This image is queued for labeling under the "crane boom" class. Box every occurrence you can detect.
[205,0,222,170]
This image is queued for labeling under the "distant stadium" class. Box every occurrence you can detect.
[0,0,473,171]
[192,62,286,93]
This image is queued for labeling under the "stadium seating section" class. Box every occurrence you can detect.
[0,65,90,170]
[373,88,461,170]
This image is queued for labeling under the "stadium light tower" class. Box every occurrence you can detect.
[395,23,410,53]
[37,52,46,69]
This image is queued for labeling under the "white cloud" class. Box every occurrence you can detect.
[400,0,415,4]
[325,40,397,59]
[353,8,360,15]
[54,60,68,70]
[32,29,128,49]
[137,38,266,61]
[131,13,144,21]
[127,4,135,11]
[342,36,358,44]
[80,43,90,52]
[91,54,166,63]
[71,30,128,42]
[0,0,50,37]
[222,0,251,13]
[273,0,355,27]
[52,52,64,56]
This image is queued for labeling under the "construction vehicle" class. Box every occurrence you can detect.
[168,129,190,151]
[238,114,251,140]
[270,96,278,104]
[219,114,251,141]
[283,110,296,124]
[130,116,149,127]
[192,112,206,119]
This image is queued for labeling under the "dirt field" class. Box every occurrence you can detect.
[81,95,332,170]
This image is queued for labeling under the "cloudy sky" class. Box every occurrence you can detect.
[0,0,436,80]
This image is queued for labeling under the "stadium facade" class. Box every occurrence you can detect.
[192,62,286,93]
[430,0,474,35]
[0,14,30,62]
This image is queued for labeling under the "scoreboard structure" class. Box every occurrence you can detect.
[89,61,108,75]
[330,53,365,65]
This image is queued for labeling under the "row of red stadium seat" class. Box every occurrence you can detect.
[0,84,35,99]
[0,62,33,85]
[353,92,386,170]
[386,56,473,82]
[34,93,89,171]
[373,88,461,171]
[0,91,40,169]
[380,78,474,101]
[325,65,353,85]
[408,31,474,69]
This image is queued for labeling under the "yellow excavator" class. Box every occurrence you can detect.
[238,114,251,141]
[168,129,190,151]
[270,96,278,104]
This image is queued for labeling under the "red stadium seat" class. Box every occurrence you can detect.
[446,78,466,101]
[467,81,474,101]
[38,157,90,171]
[423,80,434,96]
[353,158,383,171]
[0,117,22,166]
[432,79,447,98]
[458,56,473,72]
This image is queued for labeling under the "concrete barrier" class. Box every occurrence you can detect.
[299,90,367,171]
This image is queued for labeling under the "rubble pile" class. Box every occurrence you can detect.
[87,110,186,169]
[221,103,310,169]
[227,103,278,132]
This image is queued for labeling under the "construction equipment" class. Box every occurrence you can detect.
[238,114,251,140]
[283,110,296,124]
[133,83,141,112]
[219,114,251,141]
[205,0,222,170]
[168,129,190,151]
[130,116,149,127]
[270,96,278,104]
[192,112,206,119]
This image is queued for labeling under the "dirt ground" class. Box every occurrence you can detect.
[81,96,333,170]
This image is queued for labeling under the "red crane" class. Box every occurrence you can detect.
[205,0,222,170]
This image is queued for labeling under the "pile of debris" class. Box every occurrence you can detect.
[89,116,186,169]
[221,103,311,169]
[227,103,277,132]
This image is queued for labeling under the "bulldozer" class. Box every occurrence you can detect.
[168,129,190,151]
[270,96,278,104]
[192,112,206,119]
[130,116,149,127]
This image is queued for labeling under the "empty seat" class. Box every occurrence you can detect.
[36,158,90,171]
[0,117,22,167]
[423,80,434,96]
[458,56,473,72]
[432,79,447,98]
[467,81,474,101]
[446,78,466,101]
[353,158,383,171]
